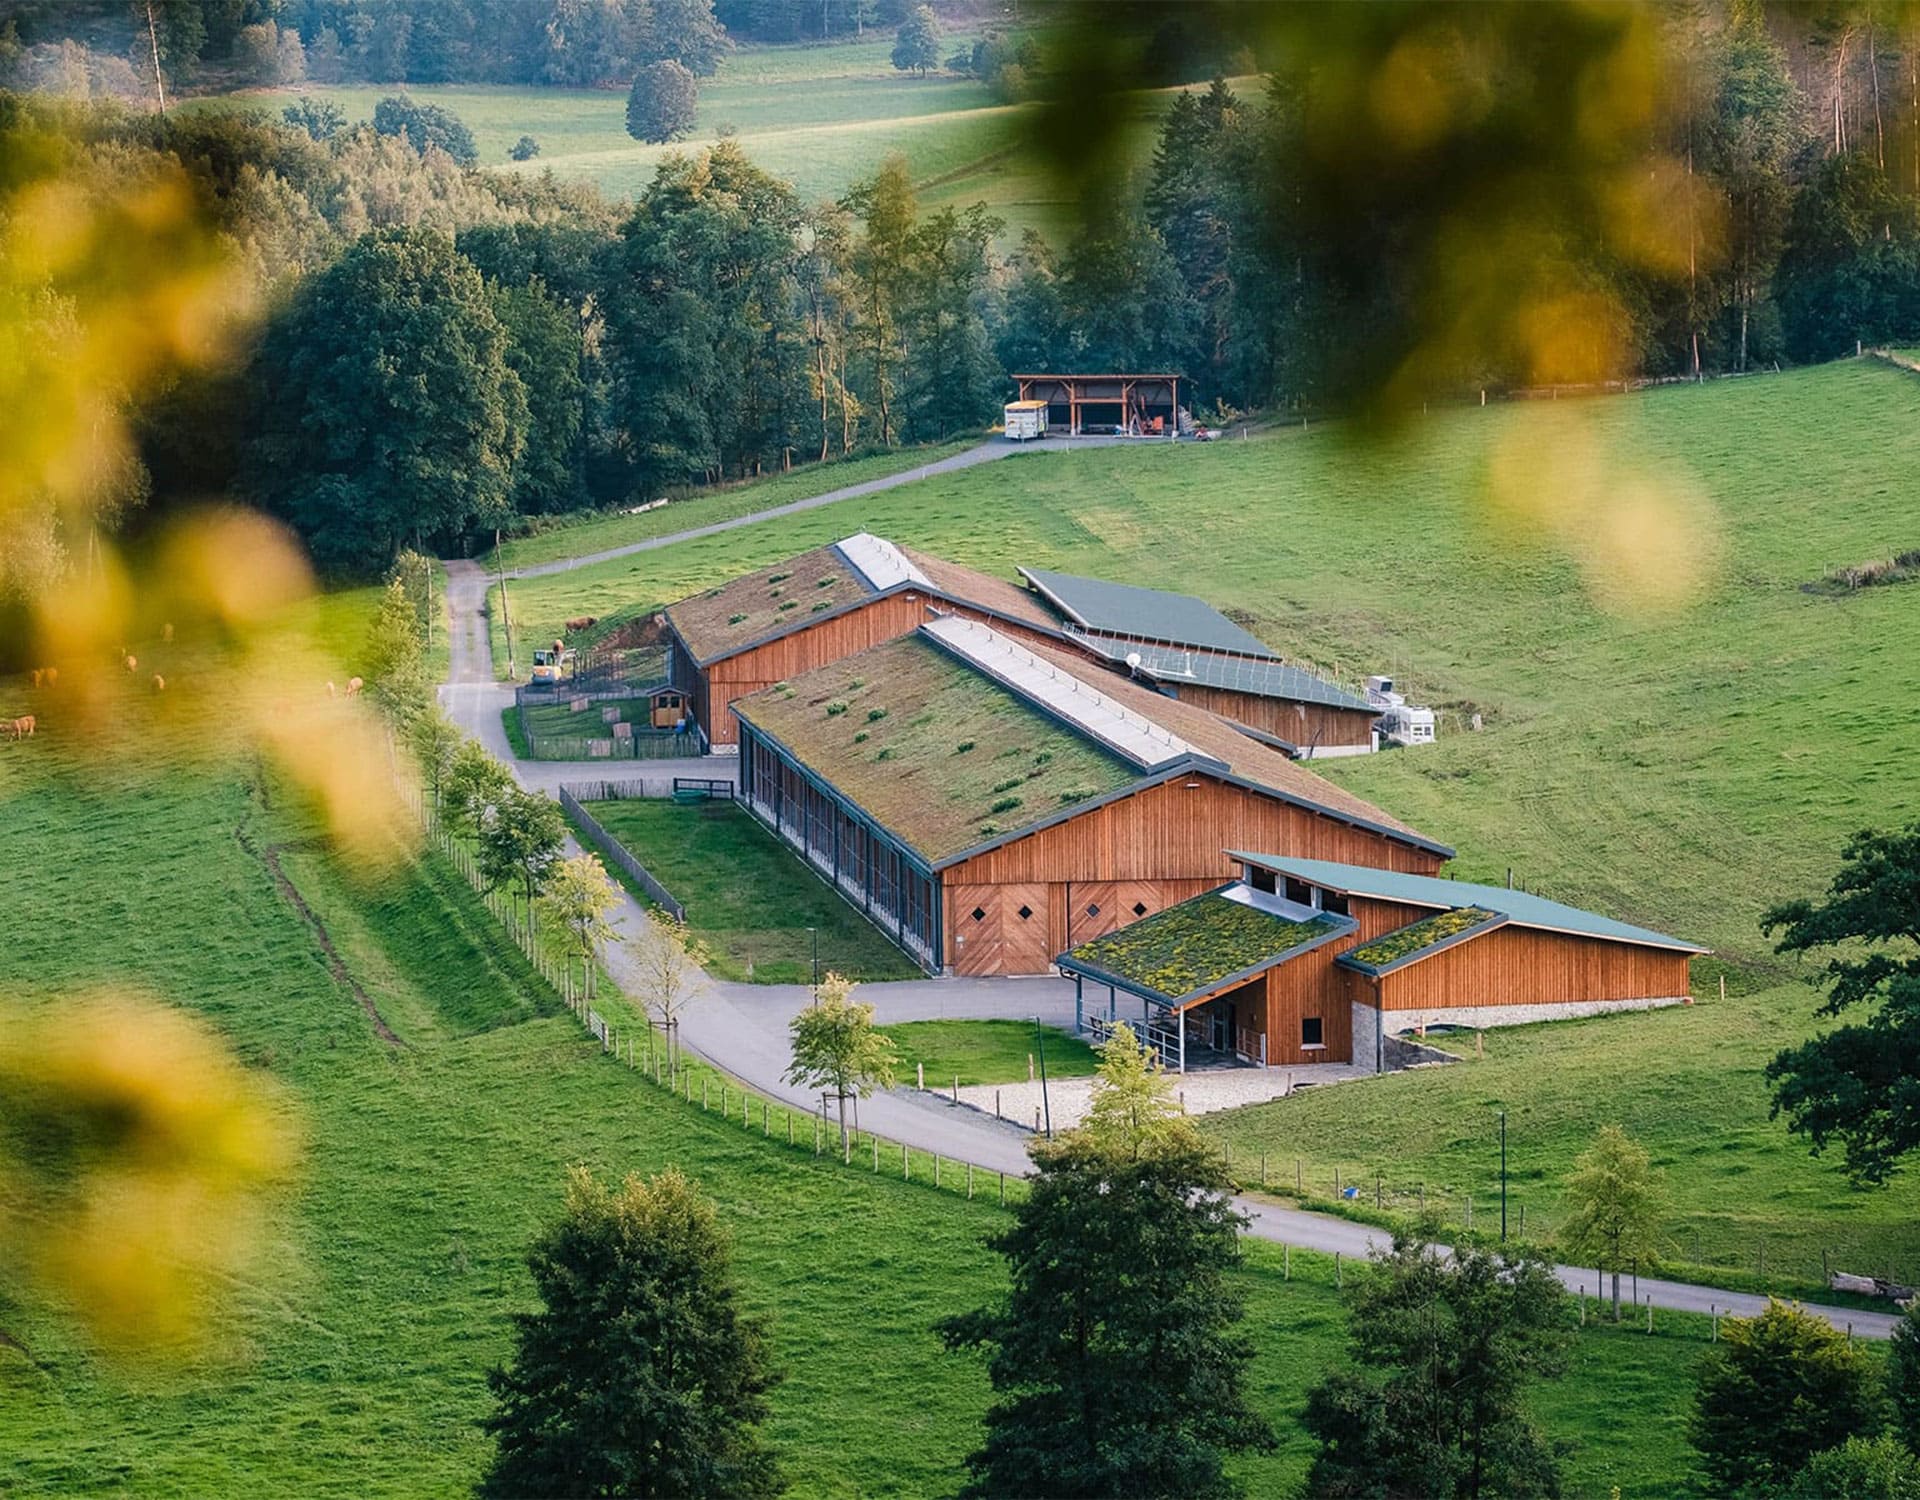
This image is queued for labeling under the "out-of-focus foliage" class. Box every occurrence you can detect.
[0,991,300,1356]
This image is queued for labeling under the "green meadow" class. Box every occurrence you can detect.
[0,693,1711,1496]
[206,37,1235,241]
[497,357,1920,1282]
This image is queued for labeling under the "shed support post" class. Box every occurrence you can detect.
[1179,1015,1186,1075]
[1074,974,1083,1035]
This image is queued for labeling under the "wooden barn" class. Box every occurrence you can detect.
[1057,854,1704,1072]
[662,536,1378,756]
[730,618,1450,976]
[662,533,1065,750]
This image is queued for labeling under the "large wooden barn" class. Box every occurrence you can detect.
[730,617,1450,976]
[662,534,1378,755]
[1057,854,1705,1071]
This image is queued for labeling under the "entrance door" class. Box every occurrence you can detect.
[950,884,1051,975]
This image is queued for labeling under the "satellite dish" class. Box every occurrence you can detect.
[1125,651,1142,672]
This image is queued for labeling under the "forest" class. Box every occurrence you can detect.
[6,0,1920,576]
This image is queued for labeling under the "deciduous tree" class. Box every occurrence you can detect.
[626,59,699,144]
[1690,1299,1880,1495]
[1764,824,1920,1185]
[372,95,479,166]
[783,973,894,1157]
[537,853,620,999]
[628,912,710,1068]
[477,787,568,933]
[1302,1234,1571,1500]
[1557,1123,1666,1320]
[245,231,526,574]
[480,1166,783,1499]
[891,4,939,76]
[444,740,513,839]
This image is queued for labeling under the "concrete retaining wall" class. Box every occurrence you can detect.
[1350,995,1688,1073]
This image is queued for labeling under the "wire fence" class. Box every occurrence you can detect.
[401,780,1030,1214]
[527,729,700,761]
[1218,1149,1918,1309]
[556,785,687,920]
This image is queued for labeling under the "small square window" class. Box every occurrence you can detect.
[1301,1017,1324,1047]
[1132,902,1148,917]
[1017,905,1033,921]
[1285,877,1314,906]
[1323,891,1350,916]
[1086,903,1101,917]
[971,907,986,922]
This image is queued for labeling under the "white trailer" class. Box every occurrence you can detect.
[1003,399,1048,441]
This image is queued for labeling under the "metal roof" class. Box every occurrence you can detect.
[1227,853,1709,954]
[1017,567,1277,659]
[1072,635,1372,711]
[835,532,932,593]
[920,616,1204,774]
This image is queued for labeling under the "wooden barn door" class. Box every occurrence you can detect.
[1065,881,1171,948]
[950,884,1051,975]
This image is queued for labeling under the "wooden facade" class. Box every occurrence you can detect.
[940,776,1445,975]
[1367,921,1693,1014]
[1164,682,1377,753]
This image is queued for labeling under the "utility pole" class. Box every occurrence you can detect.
[1033,1016,1052,1139]
[1499,1110,1509,1241]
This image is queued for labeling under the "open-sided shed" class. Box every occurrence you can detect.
[1012,374,1182,435]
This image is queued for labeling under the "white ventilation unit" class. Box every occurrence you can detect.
[920,616,1205,772]
[836,532,933,593]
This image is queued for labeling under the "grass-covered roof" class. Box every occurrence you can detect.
[1340,906,1502,974]
[1061,891,1345,1003]
[665,543,864,663]
[732,635,1138,863]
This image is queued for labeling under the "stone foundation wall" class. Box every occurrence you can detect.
[1351,995,1689,1073]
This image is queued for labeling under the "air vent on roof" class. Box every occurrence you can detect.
[836,532,933,593]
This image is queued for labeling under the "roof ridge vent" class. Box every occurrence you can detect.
[837,532,933,593]
[919,616,1203,772]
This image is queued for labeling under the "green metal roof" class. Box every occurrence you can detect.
[1057,888,1353,1006]
[1228,854,1709,954]
[1017,567,1277,659]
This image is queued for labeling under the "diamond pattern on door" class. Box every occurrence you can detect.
[949,884,1052,975]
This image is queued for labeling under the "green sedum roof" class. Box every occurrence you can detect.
[1061,891,1345,1004]
[1340,907,1503,974]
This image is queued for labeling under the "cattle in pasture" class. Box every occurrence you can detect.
[8,715,35,740]
[345,676,363,696]
[153,674,165,693]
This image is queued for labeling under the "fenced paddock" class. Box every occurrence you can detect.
[557,785,687,920]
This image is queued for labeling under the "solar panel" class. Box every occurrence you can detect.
[920,616,1207,773]
[836,532,933,593]
[1067,630,1373,711]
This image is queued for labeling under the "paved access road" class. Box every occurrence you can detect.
[504,435,1133,580]
[440,523,1902,1339]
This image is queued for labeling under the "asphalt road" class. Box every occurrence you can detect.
[439,518,1902,1339]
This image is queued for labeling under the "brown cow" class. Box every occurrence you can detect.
[162,622,174,643]
[9,715,34,740]
[42,666,56,688]
[125,654,137,674]
[565,615,598,632]
[152,674,165,693]
[30,669,42,689]
[345,676,363,696]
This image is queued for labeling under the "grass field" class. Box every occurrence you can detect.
[498,357,1920,1280]
[491,438,979,573]
[0,703,1721,1497]
[574,797,922,983]
[200,38,1236,243]
[877,1019,1100,1087]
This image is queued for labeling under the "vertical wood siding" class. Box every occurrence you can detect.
[1375,925,1692,1011]
[1171,684,1377,750]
